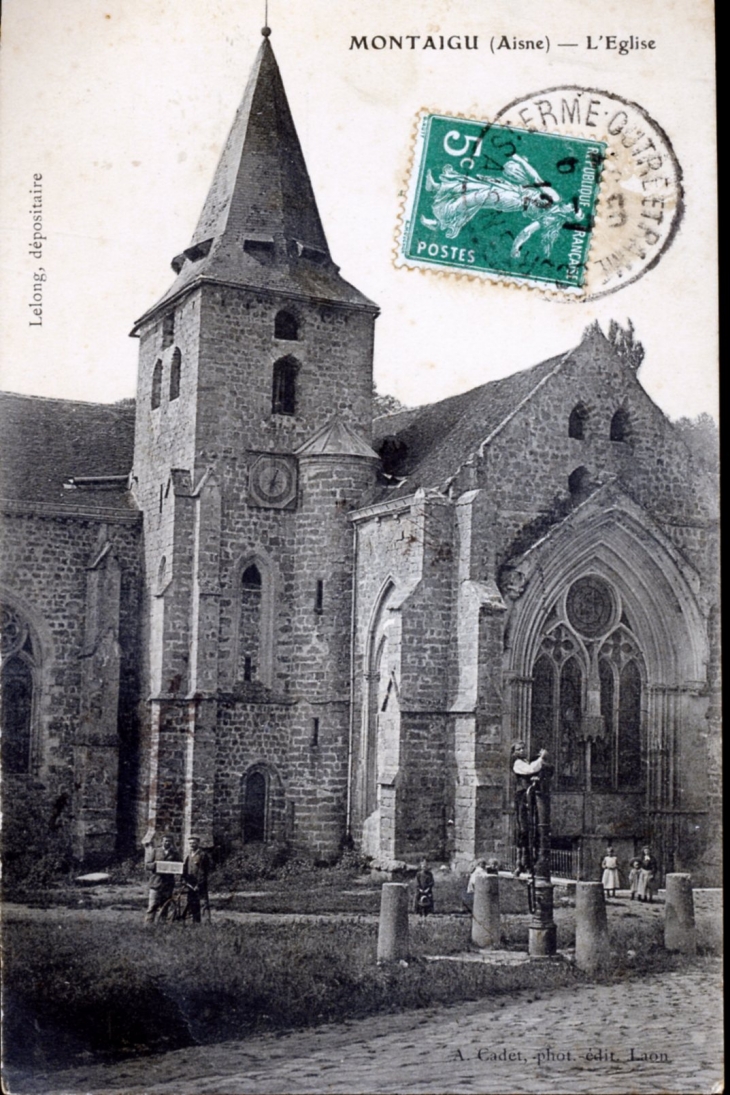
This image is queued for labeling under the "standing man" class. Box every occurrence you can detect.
[144,832,178,924]
[182,835,211,923]
[511,741,548,876]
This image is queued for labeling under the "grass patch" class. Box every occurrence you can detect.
[3,916,580,1069]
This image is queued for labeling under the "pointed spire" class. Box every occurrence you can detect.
[190,34,328,255]
[132,31,376,332]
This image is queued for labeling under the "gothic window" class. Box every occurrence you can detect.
[169,348,181,401]
[618,660,642,788]
[594,658,615,789]
[610,407,630,442]
[242,770,267,842]
[239,564,262,683]
[568,403,589,440]
[274,310,299,340]
[151,360,163,409]
[566,575,617,639]
[1,605,37,774]
[272,357,298,415]
[558,657,584,790]
[531,606,644,795]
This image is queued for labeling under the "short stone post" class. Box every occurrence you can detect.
[575,881,611,973]
[664,873,696,955]
[377,883,409,962]
[472,874,501,948]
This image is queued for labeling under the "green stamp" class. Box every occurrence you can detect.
[398,113,605,292]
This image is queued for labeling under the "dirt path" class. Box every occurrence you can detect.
[6,960,722,1095]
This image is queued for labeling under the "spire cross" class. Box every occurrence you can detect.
[262,0,271,37]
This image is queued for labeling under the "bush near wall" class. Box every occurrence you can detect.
[1,777,74,898]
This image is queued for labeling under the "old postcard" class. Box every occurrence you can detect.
[0,1,720,1093]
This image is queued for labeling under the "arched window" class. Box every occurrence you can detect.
[617,659,642,788]
[239,564,262,683]
[169,348,181,401]
[530,655,555,747]
[532,610,644,795]
[272,357,298,415]
[610,407,630,442]
[242,770,267,842]
[568,403,589,440]
[558,657,584,790]
[274,310,299,340]
[568,466,591,503]
[594,657,616,789]
[151,360,163,409]
[1,604,37,774]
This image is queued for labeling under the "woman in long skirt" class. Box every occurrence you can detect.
[636,846,659,902]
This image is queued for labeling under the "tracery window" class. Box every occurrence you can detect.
[530,579,643,793]
[1,604,37,773]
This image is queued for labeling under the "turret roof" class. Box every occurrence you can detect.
[133,33,375,332]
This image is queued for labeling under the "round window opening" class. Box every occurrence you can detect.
[566,576,616,638]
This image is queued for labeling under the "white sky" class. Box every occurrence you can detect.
[0,0,717,420]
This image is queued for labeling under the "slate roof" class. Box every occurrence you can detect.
[0,393,138,517]
[133,34,376,332]
[372,349,570,497]
[296,416,379,459]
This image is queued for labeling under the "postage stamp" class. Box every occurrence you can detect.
[397,113,605,293]
[494,88,684,300]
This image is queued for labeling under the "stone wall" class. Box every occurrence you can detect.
[0,508,142,862]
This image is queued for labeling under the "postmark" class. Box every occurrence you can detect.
[397,114,605,293]
[494,87,684,299]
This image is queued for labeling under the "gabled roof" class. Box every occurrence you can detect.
[372,349,569,496]
[0,393,138,518]
[133,32,376,332]
[295,415,379,459]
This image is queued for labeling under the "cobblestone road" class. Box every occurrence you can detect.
[10,959,723,1095]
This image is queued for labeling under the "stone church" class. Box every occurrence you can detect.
[0,30,720,883]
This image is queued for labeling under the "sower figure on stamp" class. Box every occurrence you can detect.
[182,835,211,923]
[511,741,549,877]
[143,832,178,924]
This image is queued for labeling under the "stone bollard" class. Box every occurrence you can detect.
[664,873,696,955]
[472,874,501,948]
[575,881,611,974]
[377,882,409,962]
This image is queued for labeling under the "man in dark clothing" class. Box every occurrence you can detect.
[182,835,211,923]
[144,834,178,923]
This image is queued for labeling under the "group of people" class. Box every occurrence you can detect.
[601,845,659,902]
[144,832,211,924]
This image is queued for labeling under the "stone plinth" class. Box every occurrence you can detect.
[664,873,696,955]
[377,883,409,962]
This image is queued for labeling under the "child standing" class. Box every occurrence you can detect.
[628,857,641,900]
[601,846,621,899]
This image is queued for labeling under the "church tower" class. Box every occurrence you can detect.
[131,28,379,857]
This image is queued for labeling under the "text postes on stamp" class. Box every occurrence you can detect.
[398,114,605,293]
[494,89,683,300]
